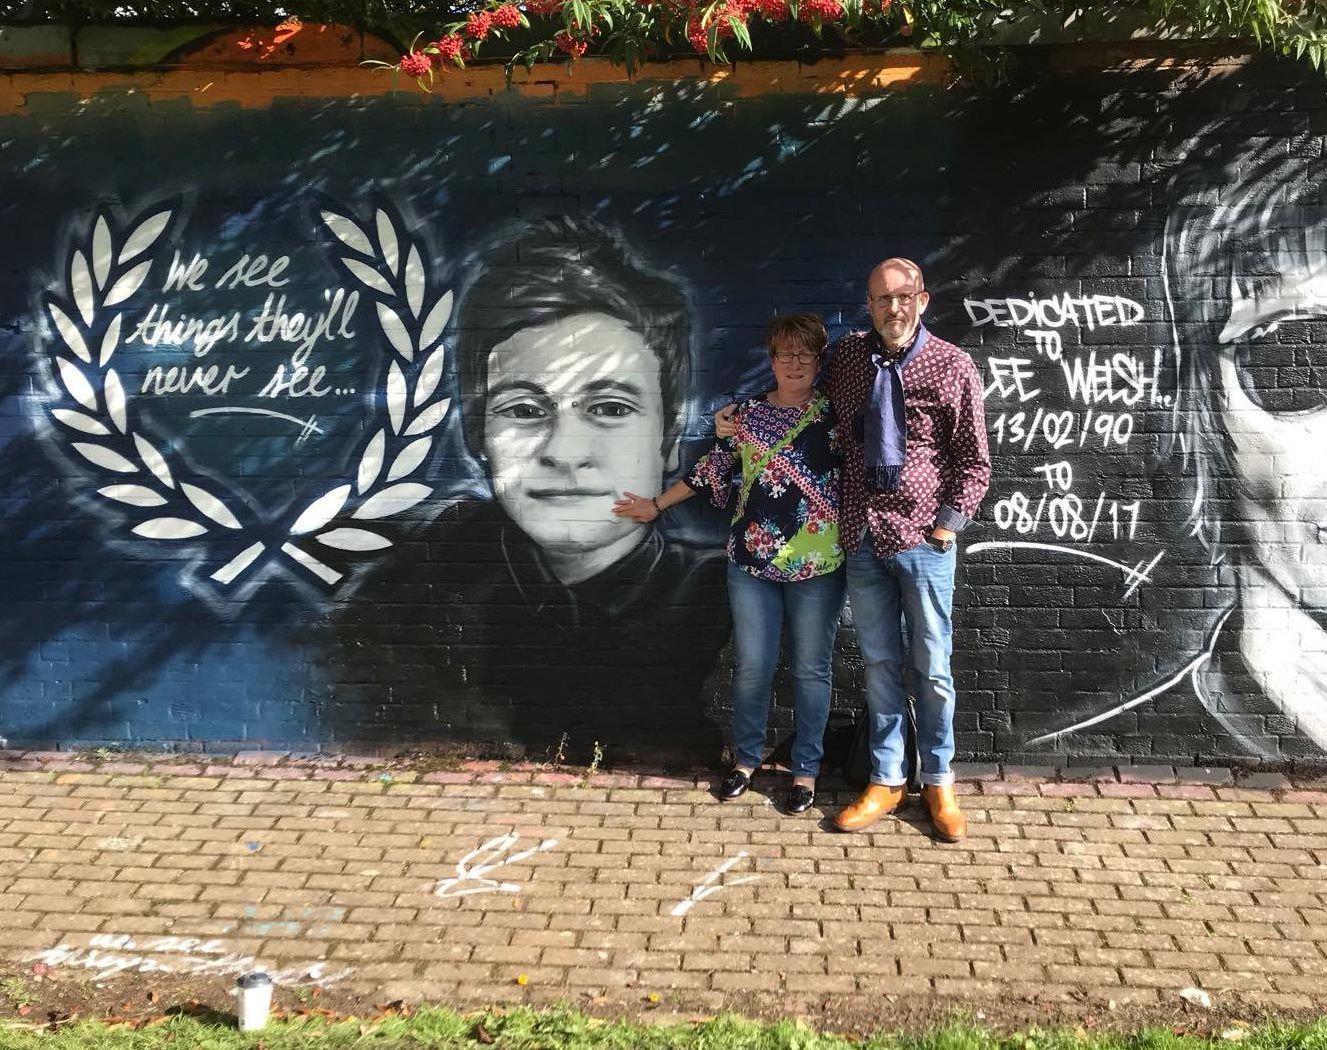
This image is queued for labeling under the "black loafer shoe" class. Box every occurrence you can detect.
[717,769,751,800]
[786,784,815,814]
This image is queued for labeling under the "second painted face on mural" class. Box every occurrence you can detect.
[1214,264,1327,610]
[483,311,670,561]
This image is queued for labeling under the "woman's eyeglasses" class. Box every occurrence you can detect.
[772,349,823,364]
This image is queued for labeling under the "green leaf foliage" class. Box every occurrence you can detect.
[4,0,1327,83]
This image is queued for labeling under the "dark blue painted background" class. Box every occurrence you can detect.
[3,65,1323,768]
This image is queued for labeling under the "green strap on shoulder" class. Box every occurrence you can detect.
[733,395,825,522]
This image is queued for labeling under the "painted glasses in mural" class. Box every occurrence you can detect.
[1163,146,1327,758]
[37,200,455,596]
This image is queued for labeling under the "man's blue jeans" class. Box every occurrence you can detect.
[846,541,957,787]
[727,563,846,778]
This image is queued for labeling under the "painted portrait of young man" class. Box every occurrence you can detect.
[329,219,729,760]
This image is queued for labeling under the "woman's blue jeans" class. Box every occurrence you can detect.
[727,563,847,778]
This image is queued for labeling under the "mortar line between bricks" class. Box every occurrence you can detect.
[1,756,1325,1013]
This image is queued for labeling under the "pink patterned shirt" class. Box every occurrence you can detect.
[825,325,991,559]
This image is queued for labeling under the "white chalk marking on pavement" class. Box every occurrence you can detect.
[27,935,353,987]
[433,832,559,899]
[671,851,760,917]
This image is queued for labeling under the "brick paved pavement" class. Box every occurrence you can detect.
[1,754,1325,1017]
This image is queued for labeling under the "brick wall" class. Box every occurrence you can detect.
[2,31,1324,770]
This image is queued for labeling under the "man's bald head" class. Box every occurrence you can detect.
[868,258,925,291]
[866,257,929,352]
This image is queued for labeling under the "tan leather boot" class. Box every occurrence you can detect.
[921,785,967,842]
[831,784,907,832]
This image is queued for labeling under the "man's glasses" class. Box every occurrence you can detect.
[772,349,823,364]
[868,292,924,309]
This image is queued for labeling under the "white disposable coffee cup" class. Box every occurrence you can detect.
[236,971,273,1031]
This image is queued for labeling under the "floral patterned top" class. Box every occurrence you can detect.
[686,392,842,583]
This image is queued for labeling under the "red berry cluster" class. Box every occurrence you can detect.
[685,16,710,52]
[492,4,523,28]
[798,0,844,21]
[686,0,857,55]
[554,30,590,57]
[399,50,431,77]
[466,10,494,38]
[435,33,466,64]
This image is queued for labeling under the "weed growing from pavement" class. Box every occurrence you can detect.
[546,732,570,770]
[0,977,31,1010]
[0,1008,1325,1050]
[581,741,605,787]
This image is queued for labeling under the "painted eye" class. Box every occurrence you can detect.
[1233,318,1327,415]
[494,402,548,420]
[586,400,637,418]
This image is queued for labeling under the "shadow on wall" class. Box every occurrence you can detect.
[4,60,1327,766]
[0,360,220,745]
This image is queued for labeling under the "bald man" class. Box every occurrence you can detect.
[723,259,990,840]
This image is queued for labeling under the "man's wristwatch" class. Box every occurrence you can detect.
[926,534,954,553]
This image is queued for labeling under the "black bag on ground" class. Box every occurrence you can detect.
[843,698,918,790]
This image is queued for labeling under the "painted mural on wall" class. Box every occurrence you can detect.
[330,217,730,754]
[1166,145,1327,760]
[3,63,1326,766]
[35,199,458,595]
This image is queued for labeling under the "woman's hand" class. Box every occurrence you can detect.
[714,404,738,439]
[612,491,659,523]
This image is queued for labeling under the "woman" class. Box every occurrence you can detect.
[614,314,845,813]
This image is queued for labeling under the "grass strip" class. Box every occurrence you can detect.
[0,1008,1324,1050]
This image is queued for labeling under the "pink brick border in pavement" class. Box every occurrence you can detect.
[8,750,1326,798]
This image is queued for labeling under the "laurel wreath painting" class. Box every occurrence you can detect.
[41,200,452,591]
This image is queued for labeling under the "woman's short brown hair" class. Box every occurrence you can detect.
[766,313,828,357]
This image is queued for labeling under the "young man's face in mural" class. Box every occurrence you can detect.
[1213,247,1327,611]
[483,311,670,561]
